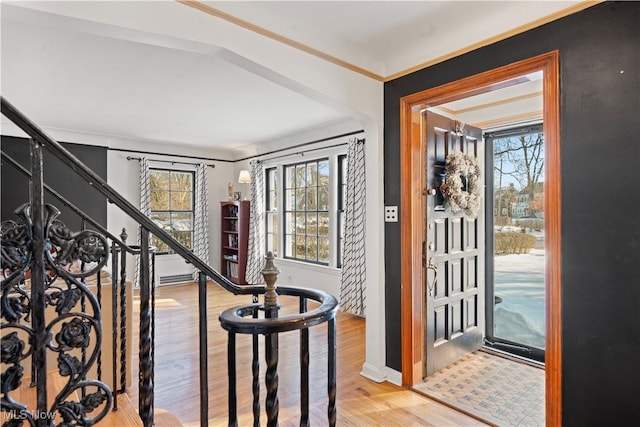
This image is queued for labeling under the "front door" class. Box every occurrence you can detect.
[423,110,485,376]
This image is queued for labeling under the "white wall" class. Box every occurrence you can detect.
[276,259,342,298]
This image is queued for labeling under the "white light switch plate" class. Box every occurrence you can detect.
[385,206,398,222]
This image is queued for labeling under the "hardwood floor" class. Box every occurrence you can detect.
[130,282,486,426]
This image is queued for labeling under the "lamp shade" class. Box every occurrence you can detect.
[238,170,251,184]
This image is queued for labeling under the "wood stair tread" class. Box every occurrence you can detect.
[154,408,185,427]
[99,394,143,427]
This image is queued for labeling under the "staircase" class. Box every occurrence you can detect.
[1,96,339,427]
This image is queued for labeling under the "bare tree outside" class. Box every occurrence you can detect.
[494,132,544,217]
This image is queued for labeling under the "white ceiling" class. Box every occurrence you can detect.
[1,1,582,152]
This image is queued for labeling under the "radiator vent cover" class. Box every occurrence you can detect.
[158,273,193,285]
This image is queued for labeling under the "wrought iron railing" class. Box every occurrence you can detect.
[219,253,338,427]
[2,149,144,412]
[1,96,339,427]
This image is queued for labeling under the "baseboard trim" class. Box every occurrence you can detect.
[383,367,402,385]
[360,363,385,382]
[360,363,402,385]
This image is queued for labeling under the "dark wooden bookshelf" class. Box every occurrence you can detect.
[220,200,250,285]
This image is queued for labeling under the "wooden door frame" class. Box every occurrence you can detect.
[399,51,561,426]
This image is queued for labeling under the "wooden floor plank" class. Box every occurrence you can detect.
[129,282,485,426]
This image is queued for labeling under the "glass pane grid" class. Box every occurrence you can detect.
[149,169,195,253]
[265,168,279,256]
[282,159,329,264]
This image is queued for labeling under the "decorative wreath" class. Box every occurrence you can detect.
[439,151,483,217]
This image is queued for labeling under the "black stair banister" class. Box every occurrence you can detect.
[1,95,259,296]
[118,229,130,395]
[138,229,154,425]
[30,138,49,423]
[220,253,339,427]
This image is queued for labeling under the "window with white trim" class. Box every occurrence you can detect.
[264,151,346,268]
[265,167,278,257]
[149,168,194,253]
[284,158,330,264]
[337,154,347,268]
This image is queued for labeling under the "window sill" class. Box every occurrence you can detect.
[273,257,341,276]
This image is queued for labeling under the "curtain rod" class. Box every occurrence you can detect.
[126,156,216,168]
[112,129,364,164]
[257,138,365,164]
[111,147,232,163]
[235,130,364,163]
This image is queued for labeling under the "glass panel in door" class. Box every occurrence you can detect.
[486,124,545,361]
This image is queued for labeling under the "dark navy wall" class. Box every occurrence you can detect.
[1,136,108,231]
[384,2,640,424]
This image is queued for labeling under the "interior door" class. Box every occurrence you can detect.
[424,110,485,377]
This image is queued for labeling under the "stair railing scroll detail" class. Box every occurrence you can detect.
[1,203,113,426]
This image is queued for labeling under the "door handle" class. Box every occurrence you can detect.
[427,257,438,297]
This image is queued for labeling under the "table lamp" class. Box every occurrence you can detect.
[238,170,251,200]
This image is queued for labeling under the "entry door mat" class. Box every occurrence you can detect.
[413,351,544,426]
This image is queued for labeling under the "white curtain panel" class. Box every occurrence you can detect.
[134,157,151,287]
[340,138,366,317]
[245,160,266,285]
[192,163,210,280]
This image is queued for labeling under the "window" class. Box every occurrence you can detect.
[284,159,330,264]
[149,169,194,253]
[265,167,278,257]
[264,145,350,268]
[485,124,545,362]
[337,155,347,267]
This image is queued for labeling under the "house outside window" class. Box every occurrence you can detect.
[149,169,194,253]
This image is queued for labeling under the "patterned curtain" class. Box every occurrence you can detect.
[245,160,266,285]
[134,157,151,287]
[340,138,366,316]
[192,163,210,280]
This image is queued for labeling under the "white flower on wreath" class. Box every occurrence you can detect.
[439,151,483,217]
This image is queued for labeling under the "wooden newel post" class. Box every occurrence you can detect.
[262,251,280,313]
[262,251,280,426]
